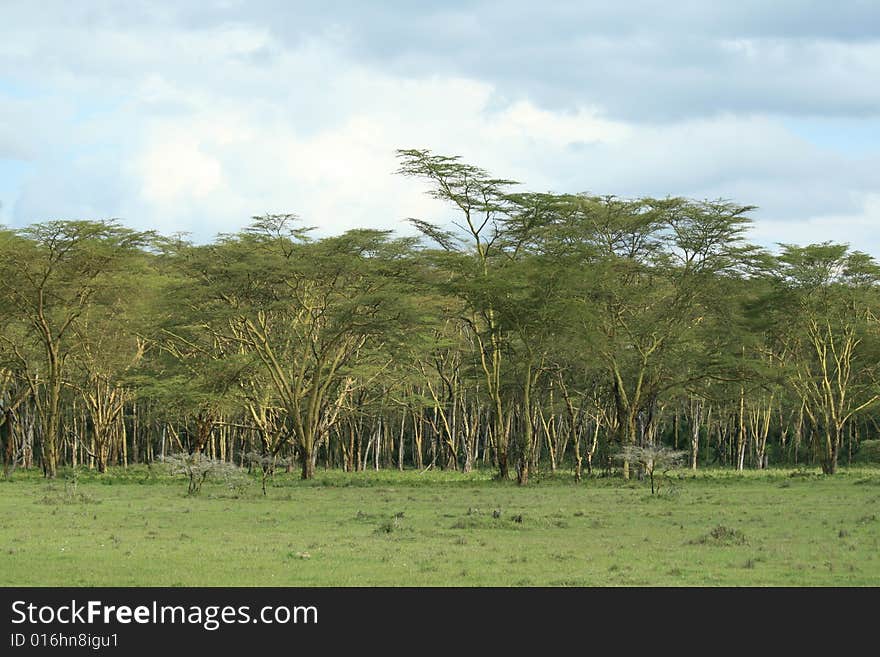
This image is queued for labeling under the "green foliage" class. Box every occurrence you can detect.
[3,149,880,492]
[853,440,880,464]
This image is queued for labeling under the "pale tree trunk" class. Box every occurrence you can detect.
[586,417,601,479]
[821,425,841,475]
[689,400,704,470]
[748,395,773,470]
[516,360,533,486]
[473,318,508,480]
[397,412,405,471]
[611,368,641,480]
[736,388,747,471]
[300,437,316,479]
[461,397,478,474]
[412,408,424,470]
[558,374,583,483]
[39,367,63,478]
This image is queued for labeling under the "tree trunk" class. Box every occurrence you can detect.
[2,409,15,478]
[821,427,840,475]
[414,427,423,470]
[689,401,702,471]
[494,414,509,480]
[620,413,637,479]
[397,413,405,471]
[41,374,63,478]
[300,443,315,479]
[736,389,746,471]
[516,361,533,486]
[496,445,509,478]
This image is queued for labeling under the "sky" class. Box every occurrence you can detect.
[1,1,879,252]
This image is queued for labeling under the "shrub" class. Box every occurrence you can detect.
[690,525,748,546]
[617,445,687,495]
[161,453,249,495]
[853,440,880,464]
[244,451,290,495]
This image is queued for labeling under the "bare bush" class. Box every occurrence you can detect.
[617,445,687,495]
[161,453,249,495]
[244,451,290,496]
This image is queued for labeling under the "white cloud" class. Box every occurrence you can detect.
[1,5,878,255]
[135,141,223,201]
[112,68,634,238]
[485,101,630,149]
[748,193,880,253]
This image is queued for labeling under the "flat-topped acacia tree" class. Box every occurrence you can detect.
[547,195,758,477]
[171,215,419,479]
[0,220,151,478]
[760,243,880,474]
[396,149,522,480]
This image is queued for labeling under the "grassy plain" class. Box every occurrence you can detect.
[1,466,879,586]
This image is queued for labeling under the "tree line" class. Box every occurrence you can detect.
[2,149,879,484]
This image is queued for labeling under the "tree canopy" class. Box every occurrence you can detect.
[2,151,879,483]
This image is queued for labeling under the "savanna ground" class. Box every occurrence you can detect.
[1,466,879,586]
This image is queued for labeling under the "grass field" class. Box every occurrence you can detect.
[2,466,879,586]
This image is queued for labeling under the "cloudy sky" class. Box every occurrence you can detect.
[1,1,879,252]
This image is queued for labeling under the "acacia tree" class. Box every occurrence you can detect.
[559,196,756,477]
[397,148,530,479]
[489,240,571,484]
[71,325,144,472]
[0,220,150,477]
[182,216,418,479]
[68,247,156,472]
[126,231,251,467]
[766,243,880,474]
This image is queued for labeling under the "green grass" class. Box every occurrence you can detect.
[1,465,879,586]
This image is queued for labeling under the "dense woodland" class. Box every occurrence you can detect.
[2,149,880,485]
